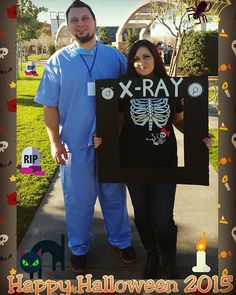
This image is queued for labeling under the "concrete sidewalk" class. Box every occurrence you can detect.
[18,113,218,282]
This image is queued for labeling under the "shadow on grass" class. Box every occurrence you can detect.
[18,77,42,81]
[17,97,42,107]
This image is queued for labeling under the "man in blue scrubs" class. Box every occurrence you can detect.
[35,0,136,275]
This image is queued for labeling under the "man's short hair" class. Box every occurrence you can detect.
[66,0,96,23]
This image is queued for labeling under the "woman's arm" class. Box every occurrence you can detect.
[172,110,215,150]
[173,111,184,133]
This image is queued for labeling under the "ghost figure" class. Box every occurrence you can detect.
[0,234,8,246]
[0,141,8,152]
[0,47,8,59]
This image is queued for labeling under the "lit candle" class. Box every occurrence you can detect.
[192,232,211,273]
[196,250,206,267]
[222,81,231,97]
[222,175,231,191]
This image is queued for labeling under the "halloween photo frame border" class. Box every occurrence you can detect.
[1,0,236,291]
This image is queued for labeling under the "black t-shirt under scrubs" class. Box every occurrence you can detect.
[119,96,183,168]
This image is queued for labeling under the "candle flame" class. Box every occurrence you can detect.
[222,82,228,90]
[222,268,229,276]
[196,232,206,251]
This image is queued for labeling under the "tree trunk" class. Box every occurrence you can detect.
[25,46,28,61]
[16,43,19,80]
[169,36,178,75]
[169,33,185,77]
[19,47,23,71]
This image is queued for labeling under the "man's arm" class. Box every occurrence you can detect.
[44,106,68,164]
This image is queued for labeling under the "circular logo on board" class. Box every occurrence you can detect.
[188,83,203,97]
[102,88,114,100]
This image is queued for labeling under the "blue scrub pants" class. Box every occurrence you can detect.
[60,148,131,255]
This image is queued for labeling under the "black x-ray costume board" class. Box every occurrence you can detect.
[96,76,209,185]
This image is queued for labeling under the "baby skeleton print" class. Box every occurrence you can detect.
[130,97,170,146]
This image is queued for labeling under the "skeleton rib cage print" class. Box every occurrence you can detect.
[130,98,170,131]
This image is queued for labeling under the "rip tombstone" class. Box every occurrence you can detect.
[25,61,38,76]
[21,147,40,167]
[19,147,45,176]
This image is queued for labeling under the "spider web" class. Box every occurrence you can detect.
[181,0,231,17]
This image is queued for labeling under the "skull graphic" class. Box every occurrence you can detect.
[0,47,9,59]
[0,234,8,246]
[159,132,167,139]
[0,141,8,152]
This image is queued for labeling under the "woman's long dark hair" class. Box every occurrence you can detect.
[127,39,168,78]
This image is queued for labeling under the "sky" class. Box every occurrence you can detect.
[32,0,140,26]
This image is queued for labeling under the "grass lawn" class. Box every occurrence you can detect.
[17,62,57,245]
[209,128,218,172]
[209,87,218,105]
[17,63,219,244]
[24,54,50,61]
[208,86,218,172]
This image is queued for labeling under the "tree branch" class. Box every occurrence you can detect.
[173,15,179,32]
[157,16,177,37]
[178,11,186,32]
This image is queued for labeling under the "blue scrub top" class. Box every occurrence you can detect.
[35,41,127,152]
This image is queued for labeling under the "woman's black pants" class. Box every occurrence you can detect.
[127,182,178,270]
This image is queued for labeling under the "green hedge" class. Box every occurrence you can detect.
[178,31,218,76]
[48,44,56,56]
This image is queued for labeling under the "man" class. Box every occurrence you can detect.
[35,0,136,275]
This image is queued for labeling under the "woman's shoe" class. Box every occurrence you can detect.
[162,254,179,279]
[143,249,161,279]
[155,225,179,279]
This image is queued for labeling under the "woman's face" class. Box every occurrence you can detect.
[133,46,155,77]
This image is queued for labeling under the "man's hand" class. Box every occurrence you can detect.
[51,142,68,165]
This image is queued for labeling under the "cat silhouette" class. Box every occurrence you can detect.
[20,234,65,279]
[20,250,42,279]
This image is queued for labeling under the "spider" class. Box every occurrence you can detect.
[186,0,212,24]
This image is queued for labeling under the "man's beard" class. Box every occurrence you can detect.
[75,32,95,43]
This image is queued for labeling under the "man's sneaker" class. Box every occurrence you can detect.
[70,253,87,275]
[117,246,137,264]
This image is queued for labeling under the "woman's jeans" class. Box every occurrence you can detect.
[127,183,177,231]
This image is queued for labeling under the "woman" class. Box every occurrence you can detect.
[94,39,213,279]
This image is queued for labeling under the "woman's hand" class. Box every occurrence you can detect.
[93,133,103,149]
[203,133,215,150]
